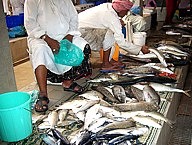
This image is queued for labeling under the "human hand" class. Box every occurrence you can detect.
[63,34,74,43]
[44,35,60,54]
[141,45,150,54]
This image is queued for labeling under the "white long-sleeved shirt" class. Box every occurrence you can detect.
[24,0,80,43]
[78,3,142,55]
[24,0,87,74]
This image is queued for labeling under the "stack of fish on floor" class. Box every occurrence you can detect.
[36,40,191,145]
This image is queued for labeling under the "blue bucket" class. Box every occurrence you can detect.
[0,92,32,142]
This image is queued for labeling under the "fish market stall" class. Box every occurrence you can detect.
[8,23,192,145]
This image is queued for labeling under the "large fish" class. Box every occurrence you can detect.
[120,66,160,75]
[93,86,120,104]
[132,116,162,128]
[157,44,189,56]
[113,101,159,112]
[148,48,168,67]
[138,111,175,128]
[105,127,149,136]
[56,99,88,110]
[143,63,174,74]
[75,100,100,113]
[79,90,104,100]
[84,104,101,130]
[98,120,136,134]
[87,77,112,83]
[110,75,176,86]
[133,82,191,98]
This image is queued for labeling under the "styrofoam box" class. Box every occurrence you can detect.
[156,7,166,21]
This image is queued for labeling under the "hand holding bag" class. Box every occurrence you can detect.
[54,39,84,66]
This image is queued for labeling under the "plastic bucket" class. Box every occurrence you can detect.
[132,32,147,46]
[0,92,32,142]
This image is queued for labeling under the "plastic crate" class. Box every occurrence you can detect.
[6,13,24,28]
[94,0,107,6]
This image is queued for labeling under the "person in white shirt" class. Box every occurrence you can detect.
[24,0,92,113]
[78,0,149,72]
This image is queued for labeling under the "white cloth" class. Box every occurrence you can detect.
[78,3,142,55]
[123,13,146,32]
[10,0,25,15]
[24,0,88,74]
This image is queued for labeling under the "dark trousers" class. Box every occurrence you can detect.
[47,44,92,83]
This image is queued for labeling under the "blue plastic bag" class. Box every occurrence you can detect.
[54,39,84,66]
[130,5,141,15]
[8,25,27,38]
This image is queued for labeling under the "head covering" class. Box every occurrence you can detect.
[112,0,134,12]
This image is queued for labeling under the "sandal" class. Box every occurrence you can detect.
[35,96,49,113]
[63,82,85,94]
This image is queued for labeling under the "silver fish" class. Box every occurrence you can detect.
[76,100,100,113]
[133,82,191,98]
[48,110,58,128]
[128,53,157,59]
[112,85,127,103]
[139,111,175,128]
[88,117,113,133]
[149,48,168,67]
[98,120,136,133]
[72,109,86,122]
[161,49,188,57]
[143,63,174,74]
[42,134,58,145]
[84,104,101,129]
[157,45,189,56]
[94,86,120,103]
[131,86,144,101]
[105,127,149,135]
[58,109,68,124]
[121,66,160,75]
[79,90,103,100]
[143,85,161,105]
[132,116,162,128]
[113,101,159,112]
[87,77,112,83]
[56,99,88,110]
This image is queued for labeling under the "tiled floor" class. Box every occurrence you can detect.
[13,61,35,90]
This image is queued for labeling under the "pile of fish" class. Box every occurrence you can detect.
[126,41,191,66]
[36,41,191,145]
[37,79,191,145]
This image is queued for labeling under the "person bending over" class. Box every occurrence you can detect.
[78,0,149,72]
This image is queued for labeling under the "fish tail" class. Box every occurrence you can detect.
[184,90,191,98]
